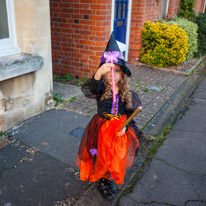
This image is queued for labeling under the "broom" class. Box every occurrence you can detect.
[119,106,142,131]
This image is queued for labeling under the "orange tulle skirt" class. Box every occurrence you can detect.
[75,114,140,185]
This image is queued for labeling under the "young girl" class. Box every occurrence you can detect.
[75,32,143,200]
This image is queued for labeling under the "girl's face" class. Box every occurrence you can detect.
[104,64,122,86]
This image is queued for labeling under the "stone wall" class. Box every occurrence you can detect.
[0,0,53,131]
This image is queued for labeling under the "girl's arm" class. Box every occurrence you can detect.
[94,63,115,80]
[126,90,142,115]
[125,90,142,127]
[81,63,115,98]
[81,76,103,98]
[124,91,143,138]
[118,93,142,136]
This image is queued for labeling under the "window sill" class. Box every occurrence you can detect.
[0,46,21,58]
[0,53,44,81]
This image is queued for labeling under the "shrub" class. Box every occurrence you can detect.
[141,21,189,67]
[178,0,195,20]
[191,12,206,57]
[166,17,198,60]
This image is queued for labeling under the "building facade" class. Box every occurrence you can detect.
[50,0,206,79]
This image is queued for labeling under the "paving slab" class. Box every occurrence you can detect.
[7,109,91,168]
[0,143,88,206]
[53,82,82,100]
[0,142,28,173]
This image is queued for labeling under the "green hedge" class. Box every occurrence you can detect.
[166,17,198,60]
[191,12,206,57]
[178,0,195,20]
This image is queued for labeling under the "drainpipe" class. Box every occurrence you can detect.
[203,0,206,13]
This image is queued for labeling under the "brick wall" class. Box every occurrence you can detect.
[167,0,181,17]
[128,0,180,64]
[50,0,204,78]
[194,0,205,12]
[50,0,112,79]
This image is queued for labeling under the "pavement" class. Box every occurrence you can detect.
[0,58,206,206]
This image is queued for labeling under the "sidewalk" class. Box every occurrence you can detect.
[55,58,205,135]
[118,73,206,206]
[55,64,187,130]
[0,59,206,206]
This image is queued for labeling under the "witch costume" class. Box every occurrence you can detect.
[75,32,143,186]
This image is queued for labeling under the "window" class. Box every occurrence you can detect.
[161,0,169,19]
[0,0,20,57]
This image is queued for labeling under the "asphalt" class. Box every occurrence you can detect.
[0,61,206,206]
[118,75,206,206]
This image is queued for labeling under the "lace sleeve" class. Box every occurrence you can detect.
[125,90,142,130]
[81,76,104,99]
[125,90,142,116]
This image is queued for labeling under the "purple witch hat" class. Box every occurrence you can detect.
[99,31,131,77]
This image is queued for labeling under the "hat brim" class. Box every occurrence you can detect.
[98,59,131,77]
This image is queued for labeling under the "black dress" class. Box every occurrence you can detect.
[75,76,143,184]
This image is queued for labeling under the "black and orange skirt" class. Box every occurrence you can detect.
[75,114,142,185]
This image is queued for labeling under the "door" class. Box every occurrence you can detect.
[113,0,128,44]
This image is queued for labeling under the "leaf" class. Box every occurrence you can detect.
[42,142,48,146]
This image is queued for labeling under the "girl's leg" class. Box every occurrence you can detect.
[106,179,117,193]
[98,178,115,200]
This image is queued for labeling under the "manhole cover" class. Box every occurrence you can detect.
[71,128,84,138]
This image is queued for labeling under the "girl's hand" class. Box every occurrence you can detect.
[94,63,115,80]
[117,127,126,136]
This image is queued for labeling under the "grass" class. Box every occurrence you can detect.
[135,84,141,88]
[53,73,88,87]
[53,93,64,106]
[143,88,150,92]
[69,97,76,102]
[53,75,67,84]
[53,93,77,106]
[0,131,5,136]
[64,73,73,81]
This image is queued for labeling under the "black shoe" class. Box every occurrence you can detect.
[106,179,117,193]
[98,178,115,200]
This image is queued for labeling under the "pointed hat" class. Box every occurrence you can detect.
[99,31,131,77]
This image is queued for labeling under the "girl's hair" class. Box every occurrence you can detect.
[101,67,132,104]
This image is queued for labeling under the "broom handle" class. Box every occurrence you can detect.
[120,106,142,130]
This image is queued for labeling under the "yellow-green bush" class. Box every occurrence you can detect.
[165,17,198,60]
[141,21,189,67]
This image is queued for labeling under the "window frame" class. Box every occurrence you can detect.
[0,0,21,57]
